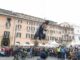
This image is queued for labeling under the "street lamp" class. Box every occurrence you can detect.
[13,19,16,49]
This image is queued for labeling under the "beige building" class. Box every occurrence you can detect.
[0,9,74,47]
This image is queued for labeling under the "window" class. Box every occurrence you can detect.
[47,36,49,40]
[33,22,35,25]
[72,36,74,39]
[16,25,22,31]
[50,30,53,34]
[29,21,33,25]
[36,22,39,26]
[7,18,11,22]
[53,31,55,33]
[26,34,30,38]
[18,20,22,23]
[26,26,30,32]
[47,30,49,33]
[26,21,29,24]
[70,36,73,39]
[50,37,51,40]
[3,31,10,38]
[52,37,54,40]
[78,37,80,40]
[46,36,49,40]
[50,37,54,40]
[31,27,35,33]
[6,18,11,29]
[31,34,34,39]
[59,31,61,34]
[16,33,21,38]
[6,22,11,29]
[26,34,29,38]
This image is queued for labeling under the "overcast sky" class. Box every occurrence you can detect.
[0,0,80,25]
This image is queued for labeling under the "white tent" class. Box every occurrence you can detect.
[38,43,46,47]
[30,43,34,46]
[44,40,59,48]
[67,40,80,47]
[20,43,34,46]
[15,42,20,46]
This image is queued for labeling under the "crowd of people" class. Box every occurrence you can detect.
[0,45,80,60]
[0,47,13,56]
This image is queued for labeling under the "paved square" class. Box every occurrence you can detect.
[0,57,68,60]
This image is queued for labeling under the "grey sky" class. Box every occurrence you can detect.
[0,0,80,25]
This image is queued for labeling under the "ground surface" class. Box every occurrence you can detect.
[0,57,68,60]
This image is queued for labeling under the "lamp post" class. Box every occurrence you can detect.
[13,19,16,49]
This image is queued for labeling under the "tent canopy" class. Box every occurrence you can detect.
[44,40,59,48]
[67,40,80,47]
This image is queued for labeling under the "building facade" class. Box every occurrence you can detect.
[72,25,80,41]
[59,22,74,45]
[0,9,74,47]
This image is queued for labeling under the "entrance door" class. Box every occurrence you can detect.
[1,31,10,47]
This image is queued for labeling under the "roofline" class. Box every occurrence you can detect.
[0,8,57,23]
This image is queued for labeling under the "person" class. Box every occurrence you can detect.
[13,46,20,60]
[20,48,27,60]
[34,21,49,40]
[0,48,5,56]
[57,46,61,59]
[29,47,33,58]
[5,47,10,56]
[77,49,80,60]
[38,48,48,60]
[69,50,74,60]
[60,46,66,60]
[75,48,80,60]
[27,48,32,58]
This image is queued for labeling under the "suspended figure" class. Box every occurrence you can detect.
[34,21,49,40]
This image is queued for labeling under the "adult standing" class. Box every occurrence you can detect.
[20,48,27,60]
[60,46,66,60]
[13,46,20,60]
[38,48,48,60]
